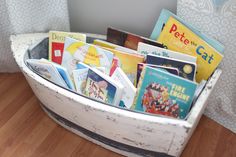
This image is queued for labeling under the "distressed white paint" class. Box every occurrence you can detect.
[11,33,222,157]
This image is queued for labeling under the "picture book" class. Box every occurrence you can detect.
[40,58,75,90]
[136,63,179,86]
[93,39,138,54]
[61,37,114,76]
[137,42,196,63]
[150,9,224,54]
[150,10,223,82]
[84,68,124,106]
[107,27,164,50]
[133,66,197,119]
[49,31,86,64]
[146,54,196,81]
[73,68,89,94]
[26,59,68,88]
[102,47,144,84]
[111,67,136,109]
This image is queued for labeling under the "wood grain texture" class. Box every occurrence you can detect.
[0,73,235,157]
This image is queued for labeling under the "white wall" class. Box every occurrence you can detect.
[68,0,177,37]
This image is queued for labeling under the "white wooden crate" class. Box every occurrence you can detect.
[11,33,222,157]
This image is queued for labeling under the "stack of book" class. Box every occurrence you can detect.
[27,9,224,120]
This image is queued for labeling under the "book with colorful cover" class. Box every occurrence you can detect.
[107,27,164,50]
[102,47,144,84]
[40,58,75,90]
[136,63,179,86]
[84,68,124,106]
[111,67,136,109]
[49,31,86,64]
[137,42,196,63]
[61,37,114,76]
[150,10,223,82]
[93,39,138,54]
[146,54,196,81]
[133,66,197,119]
[150,9,224,54]
[26,59,68,88]
[73,68,89,94]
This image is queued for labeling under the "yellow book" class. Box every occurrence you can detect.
[157,16,223,82]
[103,47,144,85]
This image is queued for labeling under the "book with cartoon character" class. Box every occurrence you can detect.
[133,66,197,119]
[61,37,114,76]
[150,9,224,82]
[84,68,124,106]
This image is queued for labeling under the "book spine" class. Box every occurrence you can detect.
[131,66,146,110]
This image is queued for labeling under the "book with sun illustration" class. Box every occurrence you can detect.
[133,66,197,119]
[61,37,114,77]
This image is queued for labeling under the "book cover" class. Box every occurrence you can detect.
[146,54,196,81]
[61,37,114,76]
[93,39,137,54]
[136,63,179,86]
[137,42,196,63]
[26,59,68,88]
[150,9,224,55]
[73,68,89,94]
[150,10,223,82]
[102,47,144,84]
[107,27,164,50]
[40,58,75,90]
[48,31,86,64]
[84,68,124,106]
[133,66,197,119]
[111,67,136,109]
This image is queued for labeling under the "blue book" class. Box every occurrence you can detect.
[133,66,197,119]
[146,54,196,81]
[150,9,224,54]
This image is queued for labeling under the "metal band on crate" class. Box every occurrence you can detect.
[41,104,174,157]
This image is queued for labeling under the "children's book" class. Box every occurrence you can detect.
[93,39,138,54]
[84,68,124,106]
[61,37,114,76]
[150,9,223,82]
[111,67,136,109]
[107,27,164,50]
[150,9,224,54]
[146,54,196,81]
[40,58,75,90]
[133,66,197,119]
[102,47,144,84]
[136,63,179,86]
[49,31,86,64]
[73,68,89,94]
[26,59,68,88]
[137,42,196,63]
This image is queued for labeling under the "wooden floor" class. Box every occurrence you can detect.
[0,73,235,157]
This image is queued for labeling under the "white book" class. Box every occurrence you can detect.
[111,67,136,108]
[84,67,124,106]
[73,68,89,94]
[137,42,197,64]
[26,59,68,88]
[40,58,75,90]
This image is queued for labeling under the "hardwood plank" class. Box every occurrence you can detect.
[0,73,235,157]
